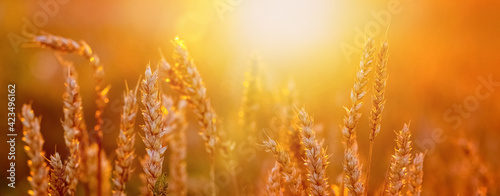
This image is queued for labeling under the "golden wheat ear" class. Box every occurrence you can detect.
[263,138,305,196]
[61,66,84,195]
[20,104,49,196]
[407,153,424,196]
[385,122,413,196]
[160,37,223,196]
[140,64,168,194]
[49,152,70,196]
[296,107,330,196]
[265,162,283,196]
[112,79,140,196]
[366,40,389,194]
[341,37,375,196]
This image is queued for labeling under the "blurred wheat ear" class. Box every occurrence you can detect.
[20,104,49,196]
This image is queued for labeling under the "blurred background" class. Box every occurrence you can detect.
[1,0,500,195]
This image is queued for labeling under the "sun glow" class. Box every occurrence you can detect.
[236,0,342,51]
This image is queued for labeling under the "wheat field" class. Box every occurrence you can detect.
[1,1,500,196]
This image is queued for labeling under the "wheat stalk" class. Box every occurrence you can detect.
[113,81,140,196]
[34,33,110,195]
[297,108,330,196]
[263,138,305,196]
[162,96,189,196]
[366,40,389,194]
[140,65,167,193]
[20,104,49,196]
[386,123,412,196]
[61,67,84,195]
[48,152,69,196]
[265,162,283,196]
[407,153,424,196]
[159,37,220,195]
[341,37,375,196]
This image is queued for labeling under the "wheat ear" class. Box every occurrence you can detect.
[366,40,389,194]
[297,108,330,196]
[61,67,84,195]
[386,123,413,196]
[239,56,261,139]
[48,152,69,196]
[159,38,219,195]
[20,104,49,196]
[113,81,140,196]
[407,153,424,196]
[34,34,110,195]
[162,96,189,196]
[263,138,305,196]
[265,162,283,196]
[341,37,375,196]
[160,37,218,155]
[140,65,167,193]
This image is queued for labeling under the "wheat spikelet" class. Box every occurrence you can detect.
[113,81,140,196]
[61,67,84,195]
[263,138,305,196]
[341,37,375,196]
[140,65,167,193]
[265,162,283,196]
[297,108,330,196]
[20,104,49,196]
[48,152,69,196]
[34,33,110,195]
[366,40,389,194]
[407,153,424,196]
[162,96,189,196]
[386,123,413,196]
